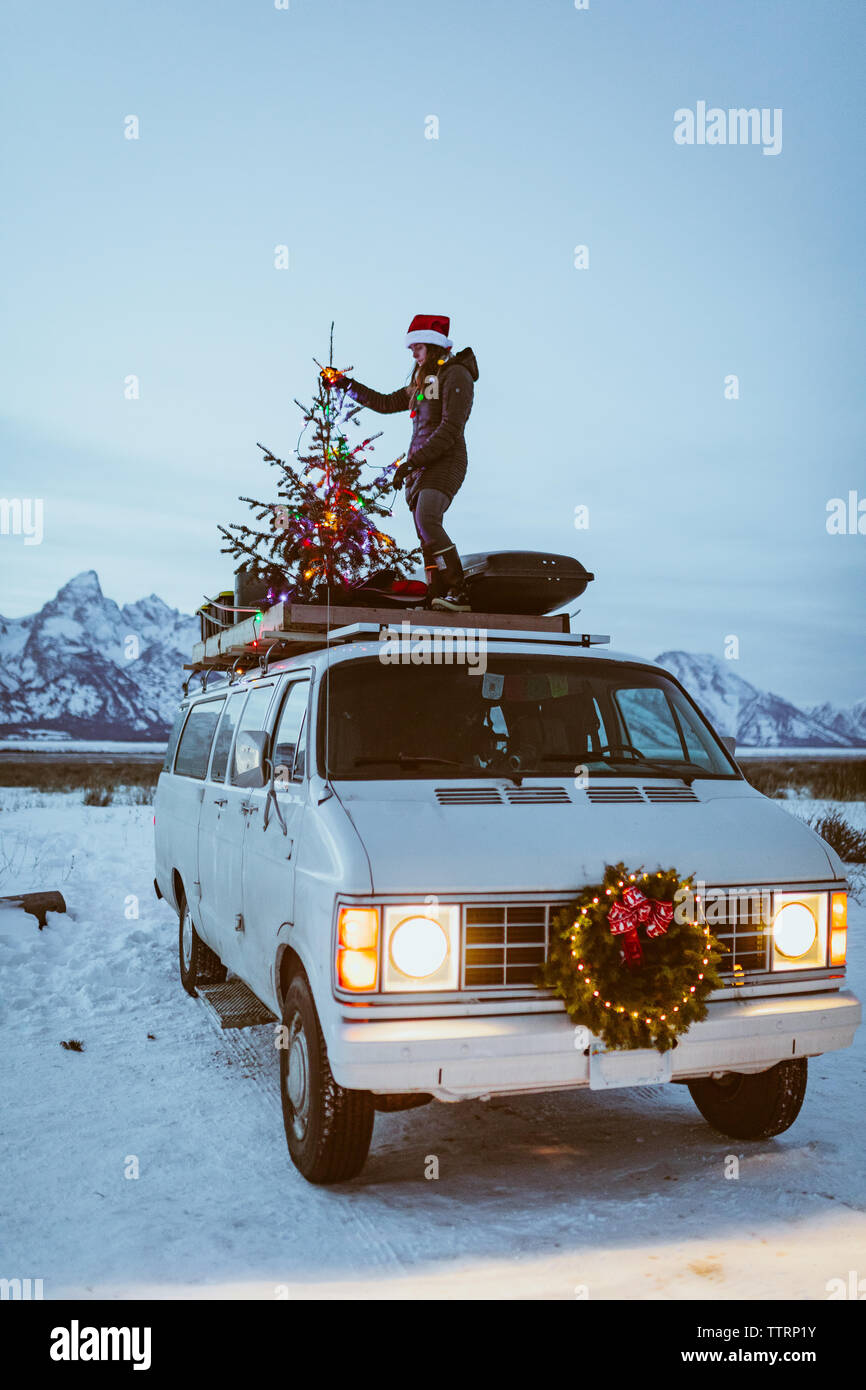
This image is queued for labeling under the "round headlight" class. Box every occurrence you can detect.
[389,915,448,979]
[773,901,817,959]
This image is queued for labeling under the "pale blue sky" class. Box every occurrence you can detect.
[2,0,864,704]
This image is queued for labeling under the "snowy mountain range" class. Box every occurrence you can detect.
[656,652,866,750]
[0,573,863,746]
[0,572,199,740]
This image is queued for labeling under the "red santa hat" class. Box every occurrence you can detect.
[405,313,453,350]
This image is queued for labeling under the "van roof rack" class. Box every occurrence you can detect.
[185,600,610,674]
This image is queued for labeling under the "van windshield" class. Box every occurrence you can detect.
[319,656,739,781]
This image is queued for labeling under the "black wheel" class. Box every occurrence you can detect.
[279,973,374,1183]
[687,1058,808,1140]
[178,893,227,996]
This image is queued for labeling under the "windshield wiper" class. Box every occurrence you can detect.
[353,755,476,770]
[538,751,704,786]
[352,753,528,786]
[593,752,705,786]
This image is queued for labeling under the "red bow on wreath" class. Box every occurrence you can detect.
[607,886,674,968]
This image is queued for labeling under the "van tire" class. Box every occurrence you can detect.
[687,1059,808,1140]
[279,974,374,1183]
[178,893,227,996]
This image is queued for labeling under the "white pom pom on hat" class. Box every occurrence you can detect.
[405,313,453,350]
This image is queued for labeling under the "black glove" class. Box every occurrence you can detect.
[392,462,409,491]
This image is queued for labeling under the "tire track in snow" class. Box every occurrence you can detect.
[194,995,409,1280]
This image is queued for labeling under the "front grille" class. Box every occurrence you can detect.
[702,887,770,975]
[460,890,772,992]
[463,902,570,988]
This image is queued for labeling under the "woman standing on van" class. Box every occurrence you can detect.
[324,314,478,612]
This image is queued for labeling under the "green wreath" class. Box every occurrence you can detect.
[539,863,725,1053]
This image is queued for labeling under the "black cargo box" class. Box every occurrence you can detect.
[460,550,593,615]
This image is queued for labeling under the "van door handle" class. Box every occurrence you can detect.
[242,804,259,816]
[213,798,227,807]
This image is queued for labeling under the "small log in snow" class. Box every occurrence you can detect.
[0,891,67,929]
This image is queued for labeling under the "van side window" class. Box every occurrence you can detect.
[174,699,224,780]
[229,684,275,786]
[210,691,247,783]
[162,706,187,771]
[272,679,310,784]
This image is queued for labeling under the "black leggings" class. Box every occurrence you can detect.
[412,487,454,554]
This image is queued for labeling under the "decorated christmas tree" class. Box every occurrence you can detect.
[219,327,420,606]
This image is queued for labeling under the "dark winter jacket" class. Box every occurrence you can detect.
[347,347,478,507]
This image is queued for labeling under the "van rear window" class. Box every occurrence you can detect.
[174,700,224,780]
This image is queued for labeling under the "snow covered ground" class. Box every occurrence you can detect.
[0,740,166,755]
[736,747,866,759]
[781,797,866,829]
[1,794,864,1301]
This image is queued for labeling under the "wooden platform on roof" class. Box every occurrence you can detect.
[188,601,571,670]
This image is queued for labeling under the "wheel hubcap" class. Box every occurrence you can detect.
[284,1011,310,1140]
[181,909,193,971]
[711,1072,744,1099]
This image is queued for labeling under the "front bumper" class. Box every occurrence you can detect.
[326,989,861,1101]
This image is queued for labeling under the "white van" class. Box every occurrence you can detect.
[153,623,860,1183]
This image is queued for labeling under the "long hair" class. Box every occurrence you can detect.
[410,343,451,398]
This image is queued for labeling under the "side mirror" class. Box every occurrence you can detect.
[720,735,737,757]
[234,729,269,788]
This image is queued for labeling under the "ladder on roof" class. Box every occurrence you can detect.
[186,600,609,673]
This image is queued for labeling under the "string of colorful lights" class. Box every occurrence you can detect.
[218,332,420,601]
